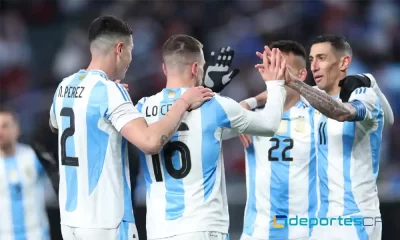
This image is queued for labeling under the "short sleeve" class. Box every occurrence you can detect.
[348,87,382,121]
[49,103,58,129]
[135,97,148,113]
[49,85,59,129]
[103,82,143,132]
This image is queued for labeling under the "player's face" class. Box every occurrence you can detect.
[309,42,342,93]
[0,113,19,149]
[116,36,133,80]
[282,52,306,96]
[194,50,206,87]
[283,52,301,76]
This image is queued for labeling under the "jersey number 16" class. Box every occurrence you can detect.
[151,123,192,182]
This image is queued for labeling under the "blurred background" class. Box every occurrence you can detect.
[1,0,400,239]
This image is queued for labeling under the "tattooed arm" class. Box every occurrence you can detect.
[120,99,188,154]
[286,80,357,122]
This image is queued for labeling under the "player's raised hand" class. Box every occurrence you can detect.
[114,79,129,91]
[283,65,300,85]
[203,46,240,93]
[255,47,286,81]
[238,101,253,148]
[180,86,214,110]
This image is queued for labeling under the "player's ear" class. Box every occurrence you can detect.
[191,62,198,76]
[162,63,167,76]
[116,42,124,55]
[299,68,307,81]
[339,55,351,71]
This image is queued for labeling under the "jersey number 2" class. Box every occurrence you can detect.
[268,138,294,161]
[60,107,79,166]
[151,123,191,182]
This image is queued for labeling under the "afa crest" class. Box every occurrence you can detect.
[294,117,306,133]
[168,91,176,98]
[78,73,87,80]
[8,170,19,183]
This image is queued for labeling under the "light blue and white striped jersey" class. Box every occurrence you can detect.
[243,99,317,240]
[0,143,49,240]
[136,81,286,239]
[49,70,142,229]
[313,87,384,218]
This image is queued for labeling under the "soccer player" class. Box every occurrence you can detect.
[49,16,213,240]
[136,35,287,240]
[282,35,391,240]
[238,40,317,240]
[0,107,50,240]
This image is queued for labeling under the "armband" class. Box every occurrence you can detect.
[349,100,366,121]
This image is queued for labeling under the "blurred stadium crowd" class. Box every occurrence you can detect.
[1,0,400,204]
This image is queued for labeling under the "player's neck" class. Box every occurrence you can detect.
[326,73,346,96]
[86,59,115,80]
[0,144,16,157]
[284,93,300,112]
[165,77,194,88]
[326,87,341,96]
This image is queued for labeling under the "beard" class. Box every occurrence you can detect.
[194,68,204,87]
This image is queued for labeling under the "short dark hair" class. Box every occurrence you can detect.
[0,106,19,124]
[162,34,203,64]
[312,34,352,56]
[269,40,307,61]
[88,15,132,43]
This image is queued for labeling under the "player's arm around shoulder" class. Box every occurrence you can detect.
[116,86,213,155]
[101,82,159,155]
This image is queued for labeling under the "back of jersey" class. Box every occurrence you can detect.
[137,88,229,239]
[50,70,136,229]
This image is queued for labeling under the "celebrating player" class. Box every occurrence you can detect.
[135,34,287,240]
[49,16,213,240]
[0,107,52,240]
[282,35,393,240]
[239,40,317,240]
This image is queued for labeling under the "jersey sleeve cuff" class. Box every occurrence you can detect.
[265,80,285,89]
[49,117,58,129]
[114,113,143,132]
[243,97,257,110]
[349,100,367,121]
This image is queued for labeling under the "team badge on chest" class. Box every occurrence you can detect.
[8,170,19,184]
[294,117,306,134]
[168,91,176,98]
